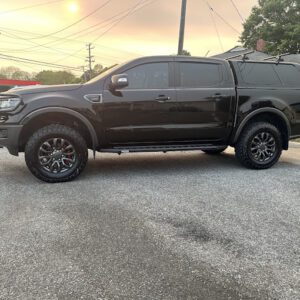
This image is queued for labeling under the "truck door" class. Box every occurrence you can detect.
[101,61,178,144]
[175,59,235,143]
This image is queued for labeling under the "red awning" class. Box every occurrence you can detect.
[0,79,40,86]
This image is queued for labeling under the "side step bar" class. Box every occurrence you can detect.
[100,144,227,154]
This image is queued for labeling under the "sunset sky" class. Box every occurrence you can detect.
[0,0,258,75]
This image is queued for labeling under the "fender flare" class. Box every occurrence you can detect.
[232,107,291,144]
[21,107,99,151]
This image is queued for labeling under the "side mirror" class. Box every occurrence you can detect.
[110,74,129,90]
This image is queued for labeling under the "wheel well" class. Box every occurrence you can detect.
[235,112,289,150]
[19,112,93,152]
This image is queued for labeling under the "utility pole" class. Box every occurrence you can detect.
[82,66,87,82]
[178,0,187,55]
[86,43,95,80]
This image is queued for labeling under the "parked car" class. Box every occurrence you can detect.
[0,56,300,182]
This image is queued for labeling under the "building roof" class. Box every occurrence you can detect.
[277,54,300,64]
[212,46,270,60]
[0,79,40,86]
[212,46,300,64]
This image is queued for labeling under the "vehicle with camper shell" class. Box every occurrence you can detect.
[0,55,299,182]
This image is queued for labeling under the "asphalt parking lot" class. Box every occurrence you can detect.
[0,144,299,300]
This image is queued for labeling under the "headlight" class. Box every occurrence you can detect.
[0,95,21,112]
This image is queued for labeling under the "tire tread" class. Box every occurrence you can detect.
[235,121,282,169]
[25,124,88,183]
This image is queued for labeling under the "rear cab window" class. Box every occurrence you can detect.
[178,62,224,88]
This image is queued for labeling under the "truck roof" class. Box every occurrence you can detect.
[126,55,300,67]
[128,55,225,64]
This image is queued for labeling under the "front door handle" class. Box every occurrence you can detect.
[156,95,171,102]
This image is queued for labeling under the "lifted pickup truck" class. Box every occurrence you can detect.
[0,56,299,182]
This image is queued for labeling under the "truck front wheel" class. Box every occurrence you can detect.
[235,122,282,169]
[25,124,88,183]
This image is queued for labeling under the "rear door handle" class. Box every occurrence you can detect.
[156,95,171,102]
[211,94,226,99]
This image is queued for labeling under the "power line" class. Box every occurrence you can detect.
[0,31,133,65]
[0,0,63,15]
[6,59,43,73]
[0,0,155,68]
[0,53,81,71]
[0,26,140,57]
[205,2,240,34]
[0,30,86,61]
[229,0,244,23]
[28,0,113,40]
[93,0,156,44]
[206,2,224,52]
[58,3,146,42]
[0,3,142,56]
[0,44,122,64]
[53,0,154,63]
[10,6,137,52]
[5,0,148,53]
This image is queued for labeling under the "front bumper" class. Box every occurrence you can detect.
[0,125,23,156]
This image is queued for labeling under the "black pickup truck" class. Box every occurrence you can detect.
[0,56,299,182]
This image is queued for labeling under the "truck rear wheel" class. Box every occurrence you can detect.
[235,122,282,169]
[25,124,88,183]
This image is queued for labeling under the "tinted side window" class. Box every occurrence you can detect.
[179,62,222,87]
[274,64,300,87]
[238,62,281,87]
[124,63,169,89]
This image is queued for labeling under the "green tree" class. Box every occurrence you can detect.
[35,70,78,85]
[0,72,7,79]
[181,49,191,56]
[240,0,300,55]
[93,64,104,76]
[81,64,118,82]
[0,66,33,80]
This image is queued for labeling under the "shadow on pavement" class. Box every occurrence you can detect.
[83,152,241,177]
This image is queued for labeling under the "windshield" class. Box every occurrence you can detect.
[85,61,128,84]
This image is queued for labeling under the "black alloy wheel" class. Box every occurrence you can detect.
[38,138,77,174]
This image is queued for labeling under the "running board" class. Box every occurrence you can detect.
[100,144,227,154]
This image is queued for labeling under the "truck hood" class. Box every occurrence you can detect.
[7,84,83,95]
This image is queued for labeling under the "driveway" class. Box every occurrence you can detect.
[0,144,299,299]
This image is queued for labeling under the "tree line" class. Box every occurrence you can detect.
[0,64,115,85]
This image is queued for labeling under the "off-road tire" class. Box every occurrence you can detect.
[25,124,88,183]
[235,122,282,169]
